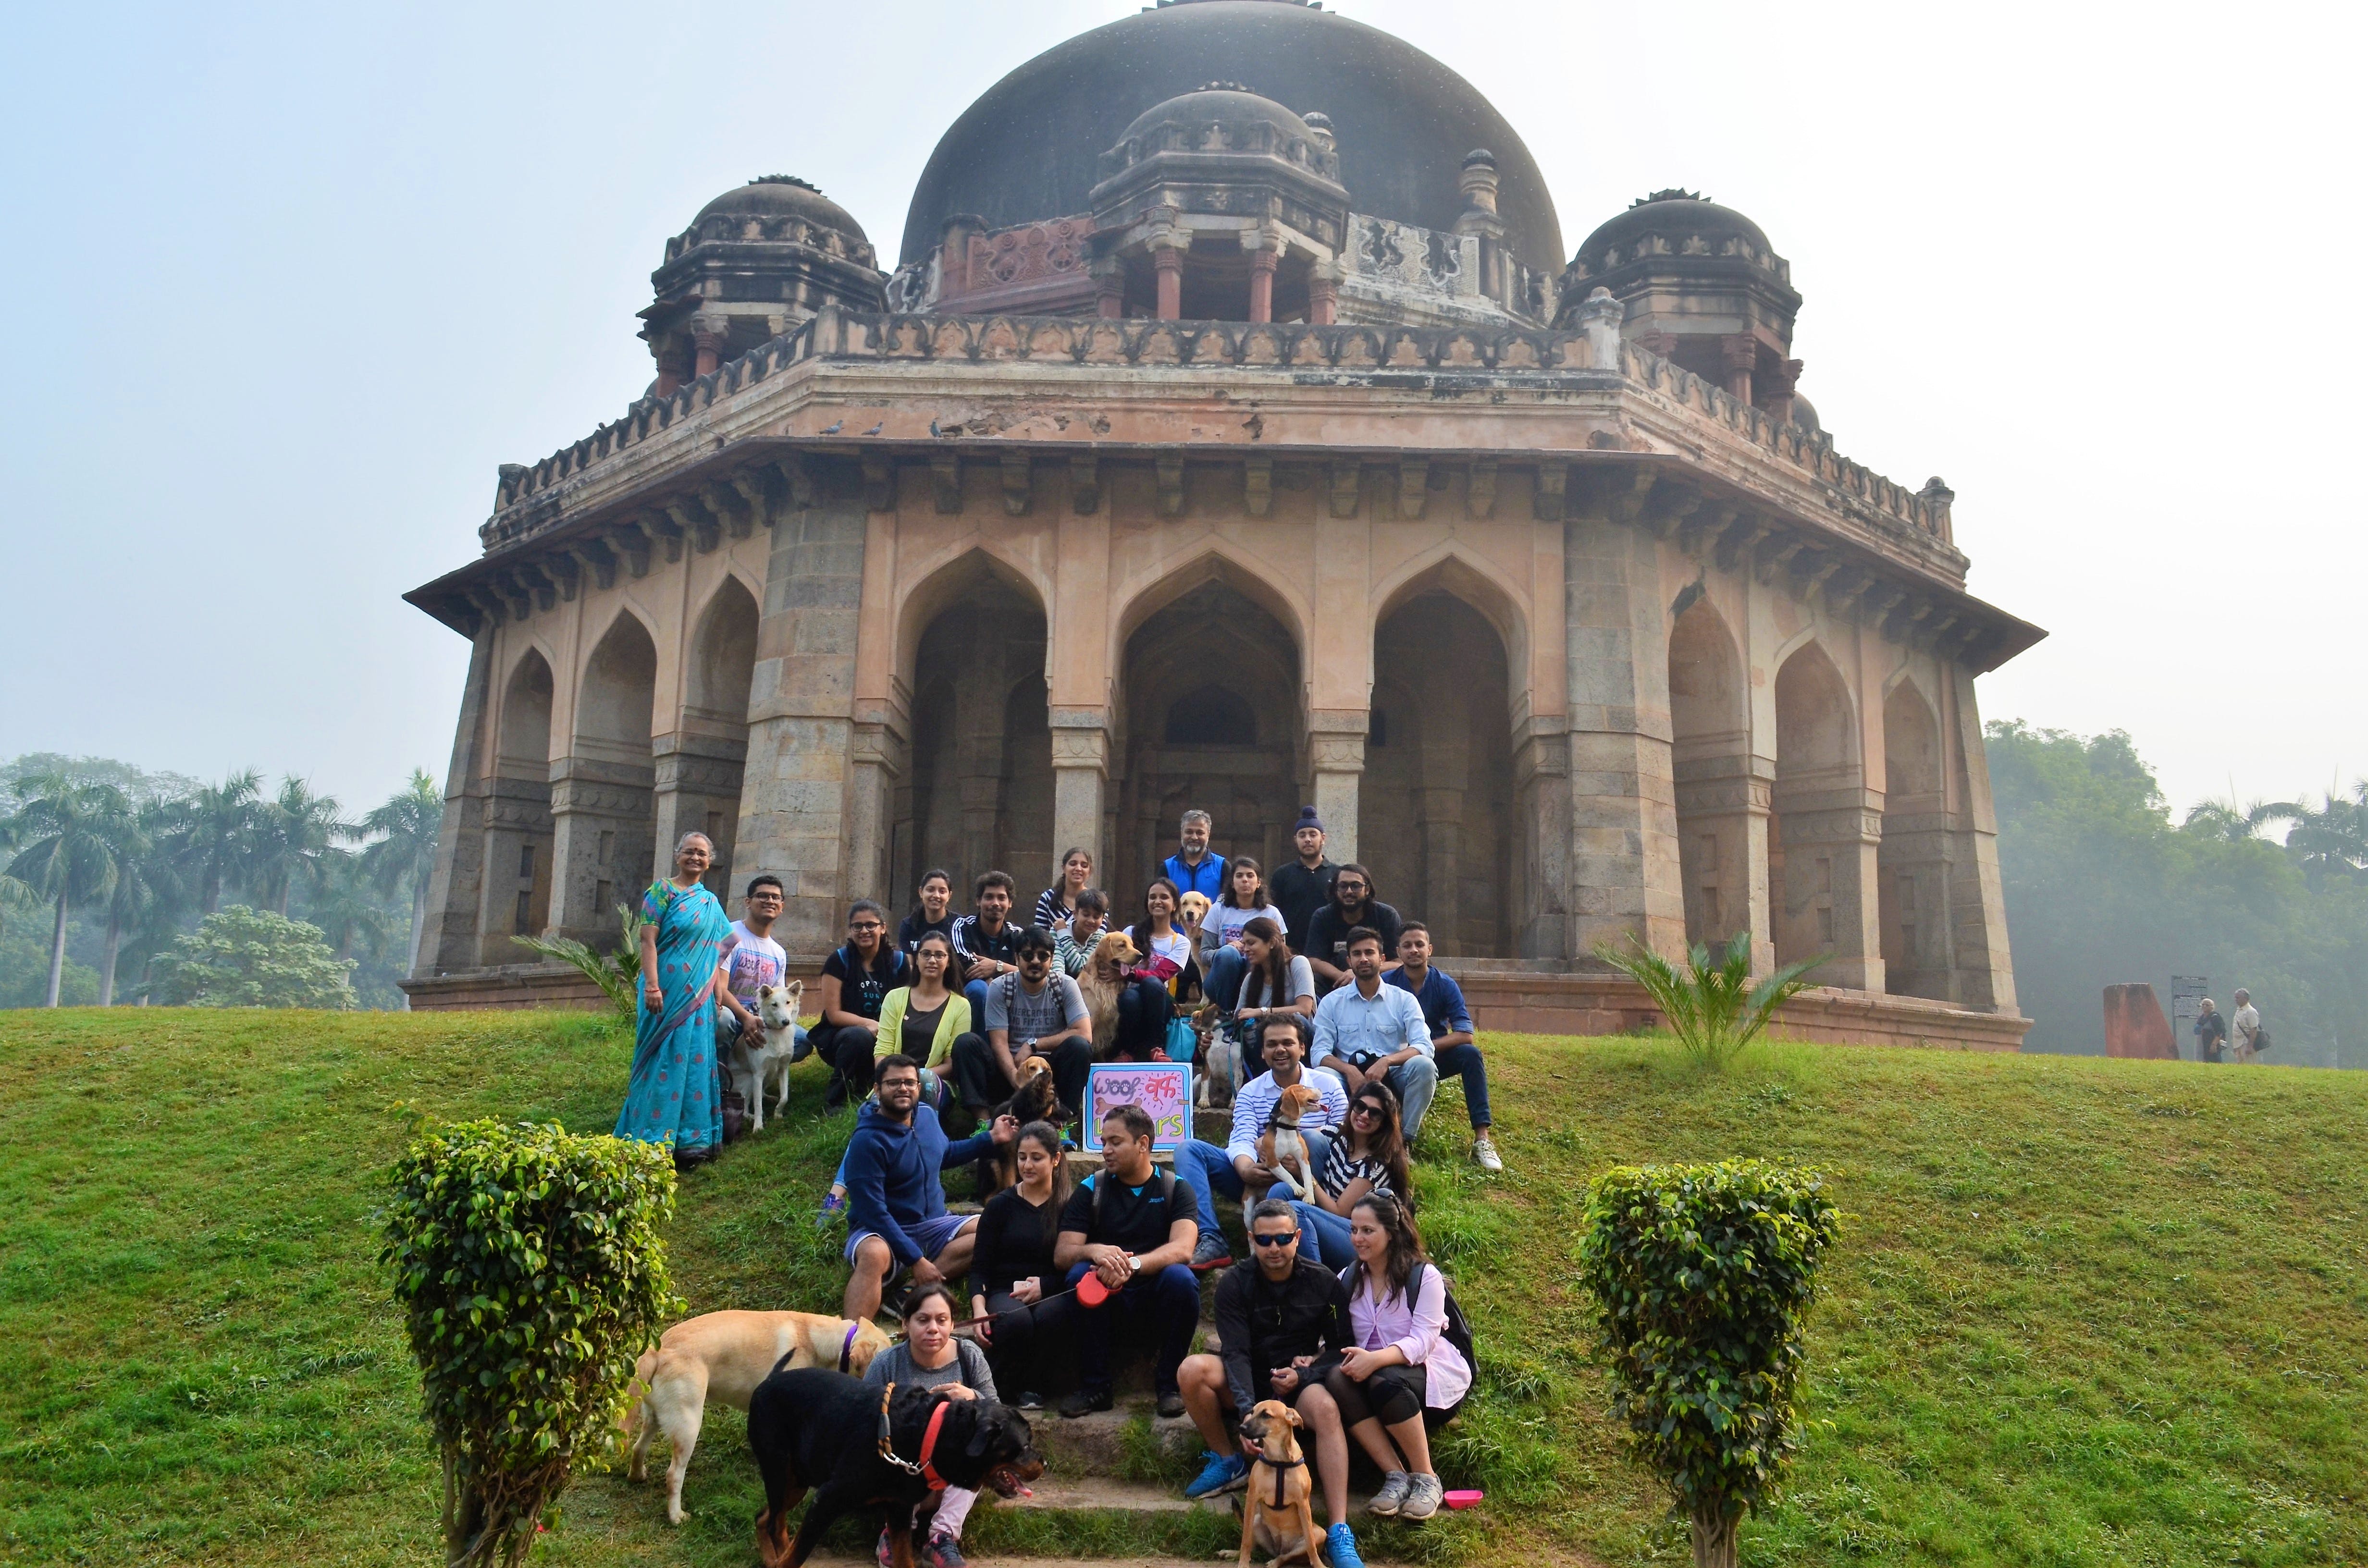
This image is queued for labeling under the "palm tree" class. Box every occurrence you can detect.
[93,801,185,1005]
[172,770,264,914]
[360,769,443,985]
[2180,794,2296,844]
[248,776,355,917]
[5,772,130,1007]
[2278,781,2368,891]
[306,850,395,963]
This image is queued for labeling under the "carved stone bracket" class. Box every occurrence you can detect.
[1069,453,1100,514]
[1245,453,1272,517]
[547,554,580,603]
[1156,454,1185,517]
[1468,457,1497,519]
[930,454,962,514]
[1716,517,1771,573]
[702,481,754,540]
[1330,461,1361,518]
[1397,457,1428,519]
[571,538,618,591]
[778,454,819,511]
[1755,535,1807,586]
[863,456,896,513]
[1641,478,1700,537]
[1532,462,1567,522]
[1001,451,1032,515]
[611,519,654,578]
[1049,727,1111,770]
[665,498,717,555]
[642,509,686,563]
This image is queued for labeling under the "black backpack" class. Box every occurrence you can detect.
[1090,1167,1178,1234]
[1341,1260,1477,1372]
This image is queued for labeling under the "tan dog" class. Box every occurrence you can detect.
[732,980,804,1133]
[1256,1083,1323,1200]
[626,1310,893,1523]
[1077,929,1142,1056]
[1238,1399,1324,1567]
[982,1054,1070,1194]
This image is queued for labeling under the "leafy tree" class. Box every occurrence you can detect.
[381,1120,678,1568]
[362,769,443,983]
[1578,1160,1841,1568]
[170,769,264,915]
[247,776,354,917]
[1599,932,1820,1072]
[153,906,357,1009]
[4,772,129,1007]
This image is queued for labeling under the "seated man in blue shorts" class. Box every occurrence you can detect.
[842,1053,1017,1321]
[1173,1014,1349,1270]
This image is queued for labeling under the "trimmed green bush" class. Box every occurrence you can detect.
[1577,1160,1840,1568]
[381,1120,679,1568]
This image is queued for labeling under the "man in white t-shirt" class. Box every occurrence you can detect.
[716,874,803,1062]
[2231,988,2262,1065]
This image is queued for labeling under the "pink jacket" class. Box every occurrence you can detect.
[1346,1263,1471,1410]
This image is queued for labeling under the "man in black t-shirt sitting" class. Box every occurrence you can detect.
[1054,1104,1199,1418]
[1303,865,1402,994]
[1173,1199,1362,1568]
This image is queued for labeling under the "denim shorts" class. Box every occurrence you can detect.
[846,1211,974,1271]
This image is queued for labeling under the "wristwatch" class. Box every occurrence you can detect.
[1124,1252,1142,1274]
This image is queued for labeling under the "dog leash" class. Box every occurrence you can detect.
[838,1321,861,1373]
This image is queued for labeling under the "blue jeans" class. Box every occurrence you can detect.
[1329,1055,1440,1141]
[1205,945,1247,1009]
[1067,1260,1200,1396]
[1292,1200,1356,1268]
[964,978,992,1026]
[1174,1129,1334,1242]
[1433,1042,1492,1128]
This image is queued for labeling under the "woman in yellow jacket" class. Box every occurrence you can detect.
[872,930,985,1113]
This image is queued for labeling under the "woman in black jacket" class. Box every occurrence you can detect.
[967,1120,1075,1408]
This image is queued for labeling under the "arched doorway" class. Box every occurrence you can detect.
[1667,596,1762,961]
[1116,579,1304,904]
[895,573,1052,906]
[1362,592,1516,957]
[481,648,555,961]
[1879,679,1951,999]
[554,613,658,941]
[662,579,758,900]
[1772,642,1878,989]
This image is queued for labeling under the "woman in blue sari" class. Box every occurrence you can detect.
[616,832,732,1168]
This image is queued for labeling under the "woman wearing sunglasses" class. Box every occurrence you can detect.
[1289,1080,1412,1268]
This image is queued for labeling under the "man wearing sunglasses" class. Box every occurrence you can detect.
[1175,1200,1366,1568]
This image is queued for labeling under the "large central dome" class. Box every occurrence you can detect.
[899,0,1562,274]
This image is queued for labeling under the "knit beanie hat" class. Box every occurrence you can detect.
[1295,805,1324,833]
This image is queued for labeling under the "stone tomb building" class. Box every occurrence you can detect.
[404,0,2040,1049]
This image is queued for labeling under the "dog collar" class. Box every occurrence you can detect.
[1259,1451,1307,1508]
[838,1321,860,1374]
[918,1398,952,1492]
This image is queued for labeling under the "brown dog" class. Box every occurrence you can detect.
[1256,1082,1324,1201]
[625,1310,893,1523]
[980,1054,1071,1194]
[1238,1399,1324,1567]
[1077,929,1142,1056]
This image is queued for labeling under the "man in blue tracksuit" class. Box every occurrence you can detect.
[841,1052,1016,1319]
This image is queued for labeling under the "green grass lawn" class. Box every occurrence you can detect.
[2,1009,2362,1567]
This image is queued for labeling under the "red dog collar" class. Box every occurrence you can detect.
[919,1399,952,1492]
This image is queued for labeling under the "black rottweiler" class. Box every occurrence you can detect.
[747,1366,1043,1568]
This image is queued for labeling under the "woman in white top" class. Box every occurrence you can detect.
[1323,1192,1470,1523]
[1112,878,1194,1058]
[1219,918,1313,1090]
[1199,856,1288,965]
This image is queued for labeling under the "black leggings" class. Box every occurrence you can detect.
[1322,1363,1452,1432]
[981,1289,1077,1396]
[1114,979,1174,1058]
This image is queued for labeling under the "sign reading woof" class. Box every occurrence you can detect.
[1081,1063,1194,1152]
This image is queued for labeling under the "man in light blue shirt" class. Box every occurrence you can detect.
[1311,925,1438,1138]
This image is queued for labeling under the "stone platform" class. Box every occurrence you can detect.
[404,957,2030,1053]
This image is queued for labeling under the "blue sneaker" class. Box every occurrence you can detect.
[1326,1521,1366,1568]
[1185,1449,1248,1498]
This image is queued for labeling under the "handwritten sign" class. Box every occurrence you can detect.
[1082,1063,1194,1151]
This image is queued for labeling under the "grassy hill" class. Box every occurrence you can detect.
[2,1009,2362,1568]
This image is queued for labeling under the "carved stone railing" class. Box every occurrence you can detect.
[480,307,1954,550]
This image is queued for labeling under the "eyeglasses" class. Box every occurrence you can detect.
[851,920,885,931]
[1251,1232,1297,1248]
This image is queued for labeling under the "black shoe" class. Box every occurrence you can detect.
[1155,1389,1186,1419]
[1058,1387,1113,1419]
[1015,1389,1045,1411]
[823,1078,848,1111]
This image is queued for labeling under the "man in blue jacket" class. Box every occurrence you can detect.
[1159,809,1227,900]
[841,1053,1017,1320]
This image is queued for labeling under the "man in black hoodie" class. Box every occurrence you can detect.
[841,1054,1016,1320]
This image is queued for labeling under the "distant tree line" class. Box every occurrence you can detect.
[1986,721,2368,1066]
[0,755,440,1009]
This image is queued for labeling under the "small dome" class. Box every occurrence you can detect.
[693,175,869,243]
[1116,83,1313,147]
[1788,392,1822,434]
[1572,189,1774,273]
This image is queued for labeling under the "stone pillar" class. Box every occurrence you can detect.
[1308,714,1366,866]
[730,460,871,953]
[1578,287,1622,371]
[1944,664,2018,1012]
[1049,712,1111,886]
[847,719,896,907]
[1512,723,1571,959]
[1720,334,1755,404]
[546,760,657,945]
[473,775,555,964]
[652,336,691,398]
[1764,357,1802,428]
[651,734,749,901]
[1153,244,1184,321]
[1563,514,1687,961]
[1092,257,1125,319]
[692,316,729,379]
[1673,757,1776,972]
[412,629,493,979]
[1308,263,1339,326]
[1771,786,1883,993]
[1247,245,1279,324]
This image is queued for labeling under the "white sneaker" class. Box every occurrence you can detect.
[1400,1472,1443,1520]
[1471,1132,1504,1172]
[1367,1471,1410,1517]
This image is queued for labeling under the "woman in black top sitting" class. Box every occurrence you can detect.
[968,1120,1075,1409]
[896,868,958,954]
[814,899,910,1109]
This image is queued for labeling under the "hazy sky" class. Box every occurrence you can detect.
[4,1,2360,820]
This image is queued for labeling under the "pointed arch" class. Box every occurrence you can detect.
[1668,596,1754,953]
[496,646,555,776]
[1370,545,1532,699]
[1668,597,1746,761]
[1882,679,1942,801]
[1109,540,1311,681]
[1772,639,1876,986]
[575,610,660,760]
[686,576,760,727]
[481,644,558,959]
[1879,674,1952,1001]
[1773,640,1857,779]
[893,542,1055,689]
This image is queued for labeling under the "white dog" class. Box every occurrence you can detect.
[1192,1003,1238,1111]
[731,980,803,1132]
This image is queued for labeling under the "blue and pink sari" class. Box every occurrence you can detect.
[615,878,730,1155]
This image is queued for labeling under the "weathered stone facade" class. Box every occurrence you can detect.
[404,0,2039,1046]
